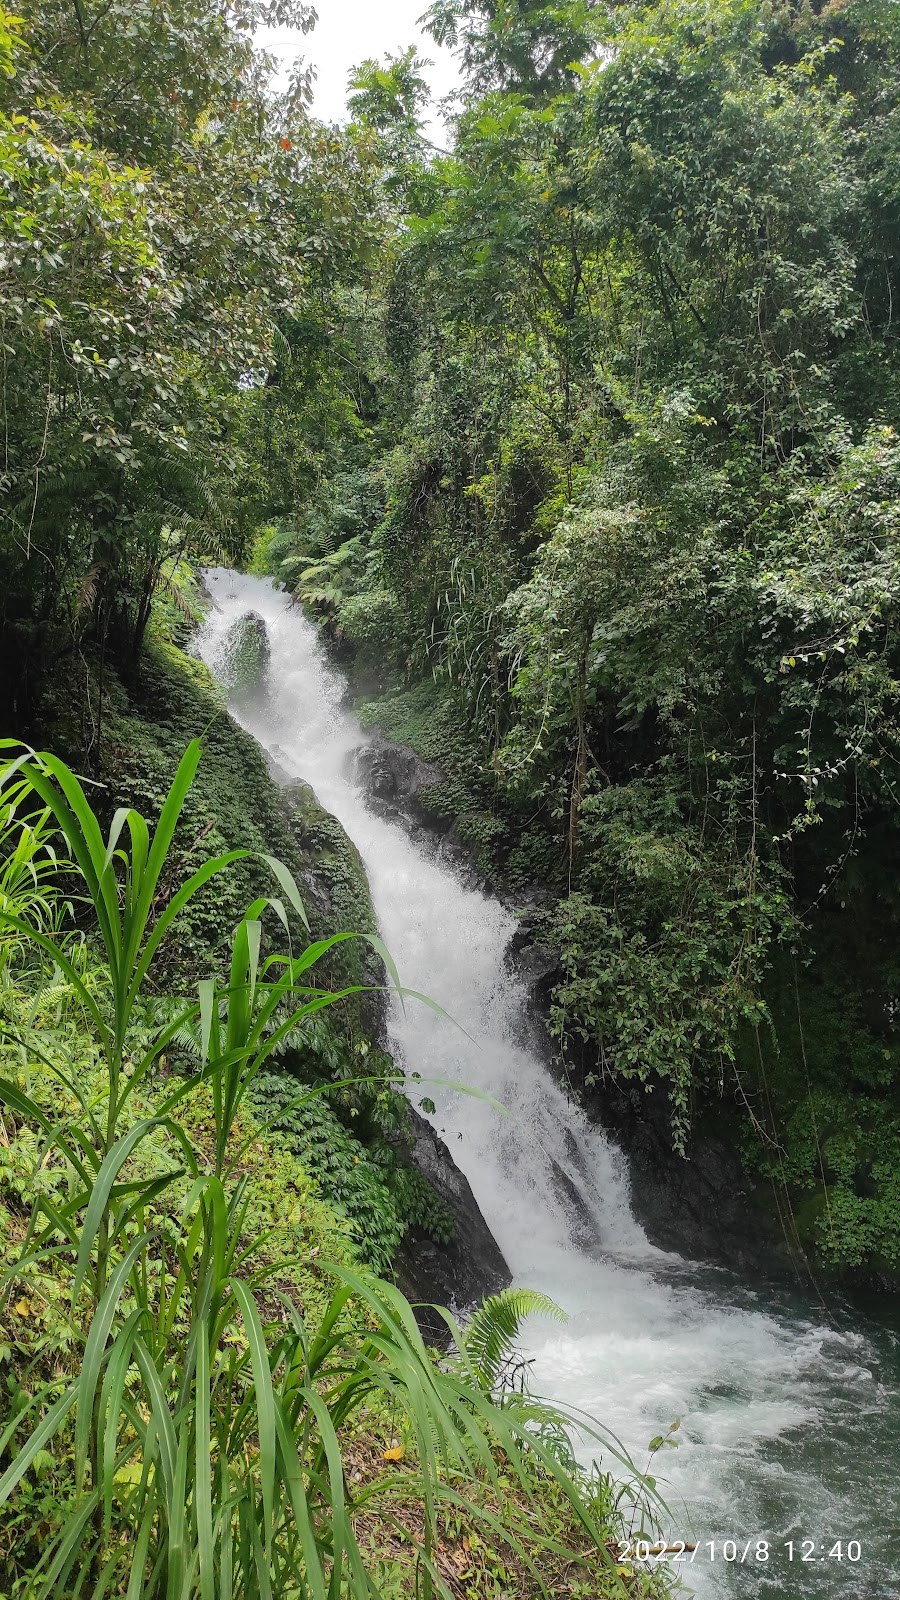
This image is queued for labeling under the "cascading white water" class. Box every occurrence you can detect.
[196,570,899,1600]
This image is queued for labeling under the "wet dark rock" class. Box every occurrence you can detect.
[507,934,559,991]
[548,1157,598,1250]
[263,744,294,788]
[435,820,484,887]
[587,1077,802,1276]
[362,754,400,803]
[354,739,485,889]
[354,738,446,833]
[503,895,561,999]
[392,1106,511,1346]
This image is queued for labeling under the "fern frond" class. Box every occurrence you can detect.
[73,563,101,621]
[461,1288,566,1393]
[153,568,200,621]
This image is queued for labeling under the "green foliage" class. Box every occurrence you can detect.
[460,1289,566,1394]
[0,736,376,1595]
[8,0,900,1279]
[0,0,389,719]
[248,1070,455,1274]
[39,614,366,993]
[422,0,600,99]
[0,741,666,1600]
[0,7,21,75]
[738,937,900,1272]
[348,47,432,135]
[0,785,70,979]
[545,776,788,1144]
[256,0,900,1272]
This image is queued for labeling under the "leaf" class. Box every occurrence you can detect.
[461,1288,566,1392]
[72,1120,163,1304]
[113,1461,146,1487]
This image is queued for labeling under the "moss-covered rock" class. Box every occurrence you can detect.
[219,609,270,693]
[354,680,562,891]
[279,778,381,993]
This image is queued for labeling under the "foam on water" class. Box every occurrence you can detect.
[196,570,900,1600]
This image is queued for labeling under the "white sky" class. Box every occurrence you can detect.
[257,0,462,141]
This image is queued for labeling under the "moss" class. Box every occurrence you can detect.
[219,610,270,692]
[356,682,483,807]
[281,779,378,949]
[38,613,375,998]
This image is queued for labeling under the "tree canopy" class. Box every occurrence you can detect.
[5,0,900,1271]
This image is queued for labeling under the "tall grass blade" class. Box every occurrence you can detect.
[230,1281,276,1563]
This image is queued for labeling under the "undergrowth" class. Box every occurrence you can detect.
[0,730,671,1600]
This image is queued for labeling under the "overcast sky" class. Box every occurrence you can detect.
[256,1,462,140]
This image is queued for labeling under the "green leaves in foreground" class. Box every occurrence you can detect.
[6,1253,627,1600]
[0,740,645,1599]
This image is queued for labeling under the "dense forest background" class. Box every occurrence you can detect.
[4,0,900,1281]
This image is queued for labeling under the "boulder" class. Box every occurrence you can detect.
[220,611,270,693]
[354,738,445,834]
[392,1106,512,1345]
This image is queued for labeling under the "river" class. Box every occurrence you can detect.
[196,568,899,1600]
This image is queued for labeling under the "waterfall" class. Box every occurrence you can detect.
[196,569,899,1600]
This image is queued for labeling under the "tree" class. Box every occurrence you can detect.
[0,0,351,727]
[256,0,900,1265]
[423,0,601,99]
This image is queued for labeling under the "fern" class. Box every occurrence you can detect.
[461,1287,567,1393]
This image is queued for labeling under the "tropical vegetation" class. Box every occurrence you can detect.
[3,0,900,1588]
[257,0,900,1276]
[0,736,661,1596]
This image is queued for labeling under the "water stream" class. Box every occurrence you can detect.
[196,569,899,1599]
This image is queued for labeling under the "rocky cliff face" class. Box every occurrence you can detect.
[353,738,462,854]
[392,1107,511,1344]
